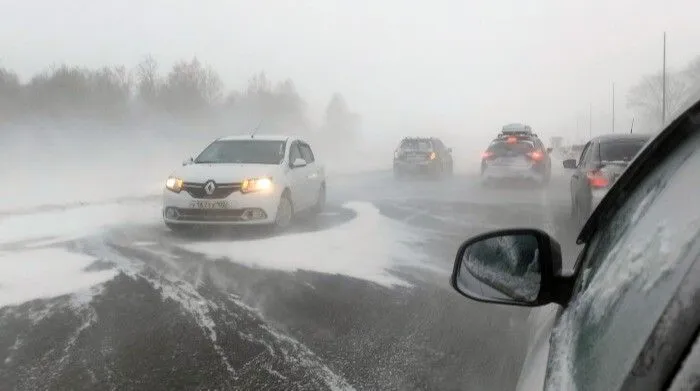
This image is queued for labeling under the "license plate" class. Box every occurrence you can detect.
[189,200,230,209]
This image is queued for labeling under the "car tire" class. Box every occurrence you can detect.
[273,191,294,231]
[312,184,326,214]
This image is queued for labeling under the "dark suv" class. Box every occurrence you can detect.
[393,137,453,179]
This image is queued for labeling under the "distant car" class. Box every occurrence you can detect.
[450,99,700,391]
[563,133,651,227]
[162,135,326,232]
[393,137,453,179]
[480,124,552,186]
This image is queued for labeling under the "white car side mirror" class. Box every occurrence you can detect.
[292,158,307,168]
[182,157,194,166]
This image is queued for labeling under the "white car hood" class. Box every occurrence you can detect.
[172,163,284,183]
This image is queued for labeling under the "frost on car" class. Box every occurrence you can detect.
[545,131,700,391]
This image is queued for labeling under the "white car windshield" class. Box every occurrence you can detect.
[195,140,286,164]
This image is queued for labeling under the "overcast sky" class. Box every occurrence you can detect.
[2,0,700,143]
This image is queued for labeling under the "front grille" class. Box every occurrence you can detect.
[183,182,241,199]
[171,208,267,222]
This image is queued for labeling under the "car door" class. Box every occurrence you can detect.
[571,142,591,203]
[543,125,700,390]
[298,142,321,206]
[286,141,310,209]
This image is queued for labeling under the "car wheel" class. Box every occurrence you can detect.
[273,191,294,231]
[312,184,326,214]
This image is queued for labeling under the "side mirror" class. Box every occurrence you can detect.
[447,148,453,153]
[182,157,194,166]
[450,229,573,306]
[291,158,307,168]
[563,159,577,169]
[546,147,553,153]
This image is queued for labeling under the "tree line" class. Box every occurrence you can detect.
[0,56,361,142]
[627,54,700,132]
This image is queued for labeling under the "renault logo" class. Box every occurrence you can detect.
[204,181,216,195]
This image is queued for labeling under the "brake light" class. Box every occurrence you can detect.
[527,151,544,161]
[481,151,494,159]
[587,171,610,188]
[506,136,518,144]
[429,151,436,160]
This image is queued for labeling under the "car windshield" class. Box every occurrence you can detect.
[195,140,286,164]
[488,140,534,155]
[400,140,432,151]
[599,140,648,162]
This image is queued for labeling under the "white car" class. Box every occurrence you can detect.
[162,135,326,232]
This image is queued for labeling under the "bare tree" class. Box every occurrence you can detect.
[134,55,160,108]
[627,71,689,129]
[160,57,223,114]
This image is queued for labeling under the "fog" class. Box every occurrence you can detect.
[3,0,700,207]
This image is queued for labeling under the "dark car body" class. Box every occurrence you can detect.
[450,100,700,390]
[480,131,552,185]
[393,137,453,178]
[563,134,651,227]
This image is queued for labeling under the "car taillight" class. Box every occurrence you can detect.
[527,151,544,161]
[587,171,610,188]
[481,151,494,159]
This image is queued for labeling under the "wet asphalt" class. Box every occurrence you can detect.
[0,170,582,391]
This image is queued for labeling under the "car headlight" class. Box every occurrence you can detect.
[241,177,273,193]
[429,151,436,160]
[165,177,184,193]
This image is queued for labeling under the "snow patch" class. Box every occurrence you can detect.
[0,248,118,307]
[182,202,426,287]
[0,201,160,246]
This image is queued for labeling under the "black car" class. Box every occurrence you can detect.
[393,137,453,179]
[480,126,552,186]
[450,100,700,390]
[563,134,651,227]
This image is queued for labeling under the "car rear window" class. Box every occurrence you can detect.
[599,140,648,162]
[487,141,534,155]
[400,140,432,151]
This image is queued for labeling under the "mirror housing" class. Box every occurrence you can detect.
[546,147,553,153]
[291,158,307,168]
[563,159,577,169]
[447,148,453,153]
[182,157,194,166]
[450,228,573,307]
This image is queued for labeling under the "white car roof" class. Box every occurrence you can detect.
[217,134,293,142]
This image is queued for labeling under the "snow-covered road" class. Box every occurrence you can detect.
[0,170,581,390]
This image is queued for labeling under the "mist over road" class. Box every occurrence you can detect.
[0,169,581,390]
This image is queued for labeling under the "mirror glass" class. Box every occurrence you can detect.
[455,234,542,303]
[293,158,307,167]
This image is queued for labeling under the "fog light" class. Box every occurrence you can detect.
[251,209,267,219]
[165,207,179,219]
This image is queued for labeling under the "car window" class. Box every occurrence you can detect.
[599,140,648,162]
[299,143,315,163]
[545,129,700,391]
[488,140,534,156]
[578,142,593,167]
[400,139,432,151]
[289,141,303,163]
[195,140,286,165]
